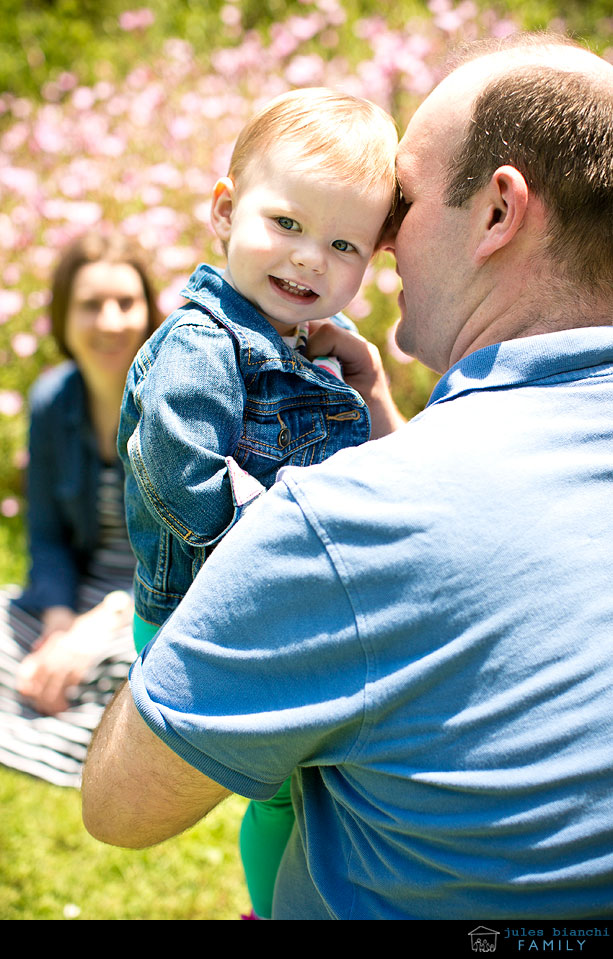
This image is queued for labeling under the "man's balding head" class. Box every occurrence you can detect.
[394,35,613,373]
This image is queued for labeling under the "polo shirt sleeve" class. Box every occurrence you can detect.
[129,474,367,799]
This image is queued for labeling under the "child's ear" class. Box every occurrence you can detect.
[211,177,235,243]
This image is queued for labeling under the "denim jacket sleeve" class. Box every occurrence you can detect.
[125,315,259,547]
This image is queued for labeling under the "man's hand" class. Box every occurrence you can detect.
[82,682,231,848]
[306,322,405,439]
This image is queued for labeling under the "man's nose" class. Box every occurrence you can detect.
[290,241,327,274]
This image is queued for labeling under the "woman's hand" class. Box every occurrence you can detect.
[306,321,405,439]
[17,593,133,715]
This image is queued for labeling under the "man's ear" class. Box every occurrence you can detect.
[210,177,235,243]
[474,165,529,264]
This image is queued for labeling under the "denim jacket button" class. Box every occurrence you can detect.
[278,427,291,448]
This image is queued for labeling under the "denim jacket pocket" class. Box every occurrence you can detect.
[236,401,329,469]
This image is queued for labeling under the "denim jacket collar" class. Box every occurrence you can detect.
[181,263,342,381]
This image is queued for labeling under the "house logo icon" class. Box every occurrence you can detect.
[469,927,500,953]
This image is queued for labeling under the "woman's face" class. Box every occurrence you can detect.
[65,261,150,383]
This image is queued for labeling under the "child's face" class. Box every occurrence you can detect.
[211,147,392,335]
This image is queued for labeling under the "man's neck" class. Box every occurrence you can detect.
[449,283,613,369]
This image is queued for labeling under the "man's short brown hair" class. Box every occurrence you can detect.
[445,61,613,292]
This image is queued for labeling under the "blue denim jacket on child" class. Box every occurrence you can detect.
[118,264,371,627]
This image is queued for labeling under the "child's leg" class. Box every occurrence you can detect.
[132,611,160,654]
[239,778,295,919]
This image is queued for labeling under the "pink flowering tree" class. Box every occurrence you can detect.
[0,0,563,541]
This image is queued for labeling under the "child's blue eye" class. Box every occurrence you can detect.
[277,217,300,231]
[332,239,356,253]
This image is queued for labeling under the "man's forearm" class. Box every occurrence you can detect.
[82,681,231,848]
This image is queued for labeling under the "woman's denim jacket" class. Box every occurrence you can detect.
[16,362,117,613]
[118,264,371,628]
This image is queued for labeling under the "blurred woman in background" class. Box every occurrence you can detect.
[0,231,161,786]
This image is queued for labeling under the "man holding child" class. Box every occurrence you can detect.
[83,34,613,919]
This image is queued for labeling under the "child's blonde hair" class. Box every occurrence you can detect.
[228,88,398,206]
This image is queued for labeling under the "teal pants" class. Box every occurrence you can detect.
[133,613,294,920]
[133,612,159,654]
[239,778,295,919]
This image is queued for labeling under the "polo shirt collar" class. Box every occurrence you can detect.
[428,327,613,409]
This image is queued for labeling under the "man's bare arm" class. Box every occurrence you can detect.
[81,682,231,848]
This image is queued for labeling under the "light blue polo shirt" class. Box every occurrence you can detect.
[132,327,613,919]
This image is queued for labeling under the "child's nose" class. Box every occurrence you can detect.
[290,241,327,275]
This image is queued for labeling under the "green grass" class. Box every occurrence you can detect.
[0,767,250,920]
[0,522,250,921]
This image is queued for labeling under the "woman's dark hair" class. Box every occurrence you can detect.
[50,232,162,356]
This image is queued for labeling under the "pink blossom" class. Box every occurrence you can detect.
[59,72,78,92]
[42,199,102,226]
[169,116,195,140]
[0,289,23,321]
[72,86,96,111]
[98,135,126,157]
[119,8,155,32]
[12,332,38,357]
[193,201,213,224]
[220,5,241,27]
[126,66,151,90]
[428,0,452,13]
[491,19,518,39]
[149,163,183,188]
[0,166,39,199]
[141,185,163,206]
[33,111,66,153]
[158,246,198,271]
[93,81,113,100]
[0,391,23,416]
[185,168,213,193]
[1,497,20,518]
[269,25,300,60]
[0,215,19,251]
[28,248,56,270]
[158,277,189,316]
[285,54,326,86]
[28,290,50,310]
[163,39,193,62]
[11,99,32,119]
[386,322,414,364]
[42,81,63,103]
[375,268,400,295]
[345,294,371,321]
[106,94,129,117]
[33,314,51,336]
[286,14,326,42]
[3,265,21,286]
[1,121,28,153]
[433,10,464,33]
[13,448,29,470]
